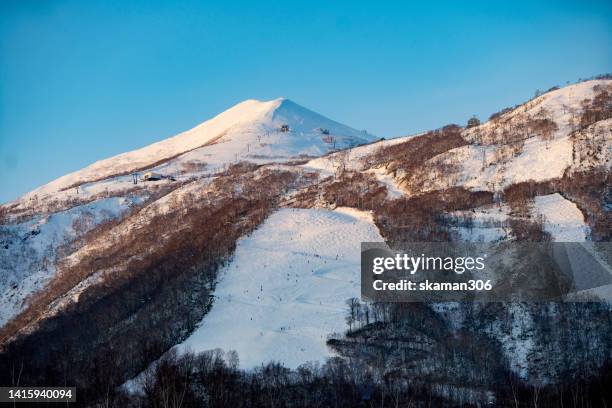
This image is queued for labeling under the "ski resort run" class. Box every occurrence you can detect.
[177,207,384,368]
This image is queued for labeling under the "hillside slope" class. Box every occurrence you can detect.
[1,78,611,406]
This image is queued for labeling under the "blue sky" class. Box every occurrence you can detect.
[0,1,610,203]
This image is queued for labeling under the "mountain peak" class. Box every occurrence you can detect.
[21,97,375,200]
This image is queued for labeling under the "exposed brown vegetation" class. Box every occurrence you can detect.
[560,168,611,241]
[180,160,207,174]
[489,106,515,122]
[526,117,558,145]
[374,188,494,243]
[289,171,387,210]
[503,180,555,205]
[370,125,468,178]
[580,84,612,128]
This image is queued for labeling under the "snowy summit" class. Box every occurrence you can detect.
[23,98,376,200]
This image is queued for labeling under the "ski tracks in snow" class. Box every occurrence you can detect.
[177,207,383,368]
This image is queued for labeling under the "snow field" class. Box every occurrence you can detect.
[177,207,384,368]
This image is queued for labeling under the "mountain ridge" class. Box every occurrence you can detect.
[16,97,375,201]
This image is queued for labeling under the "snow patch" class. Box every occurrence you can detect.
[532,193,589,242]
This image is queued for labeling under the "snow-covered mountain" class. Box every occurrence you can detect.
[20,98,374,201]
[0,98,375,326]
[1,79,610,406]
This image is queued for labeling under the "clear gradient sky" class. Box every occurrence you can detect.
[0,1,610,203]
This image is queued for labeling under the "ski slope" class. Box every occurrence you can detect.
[177,207,384,368]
